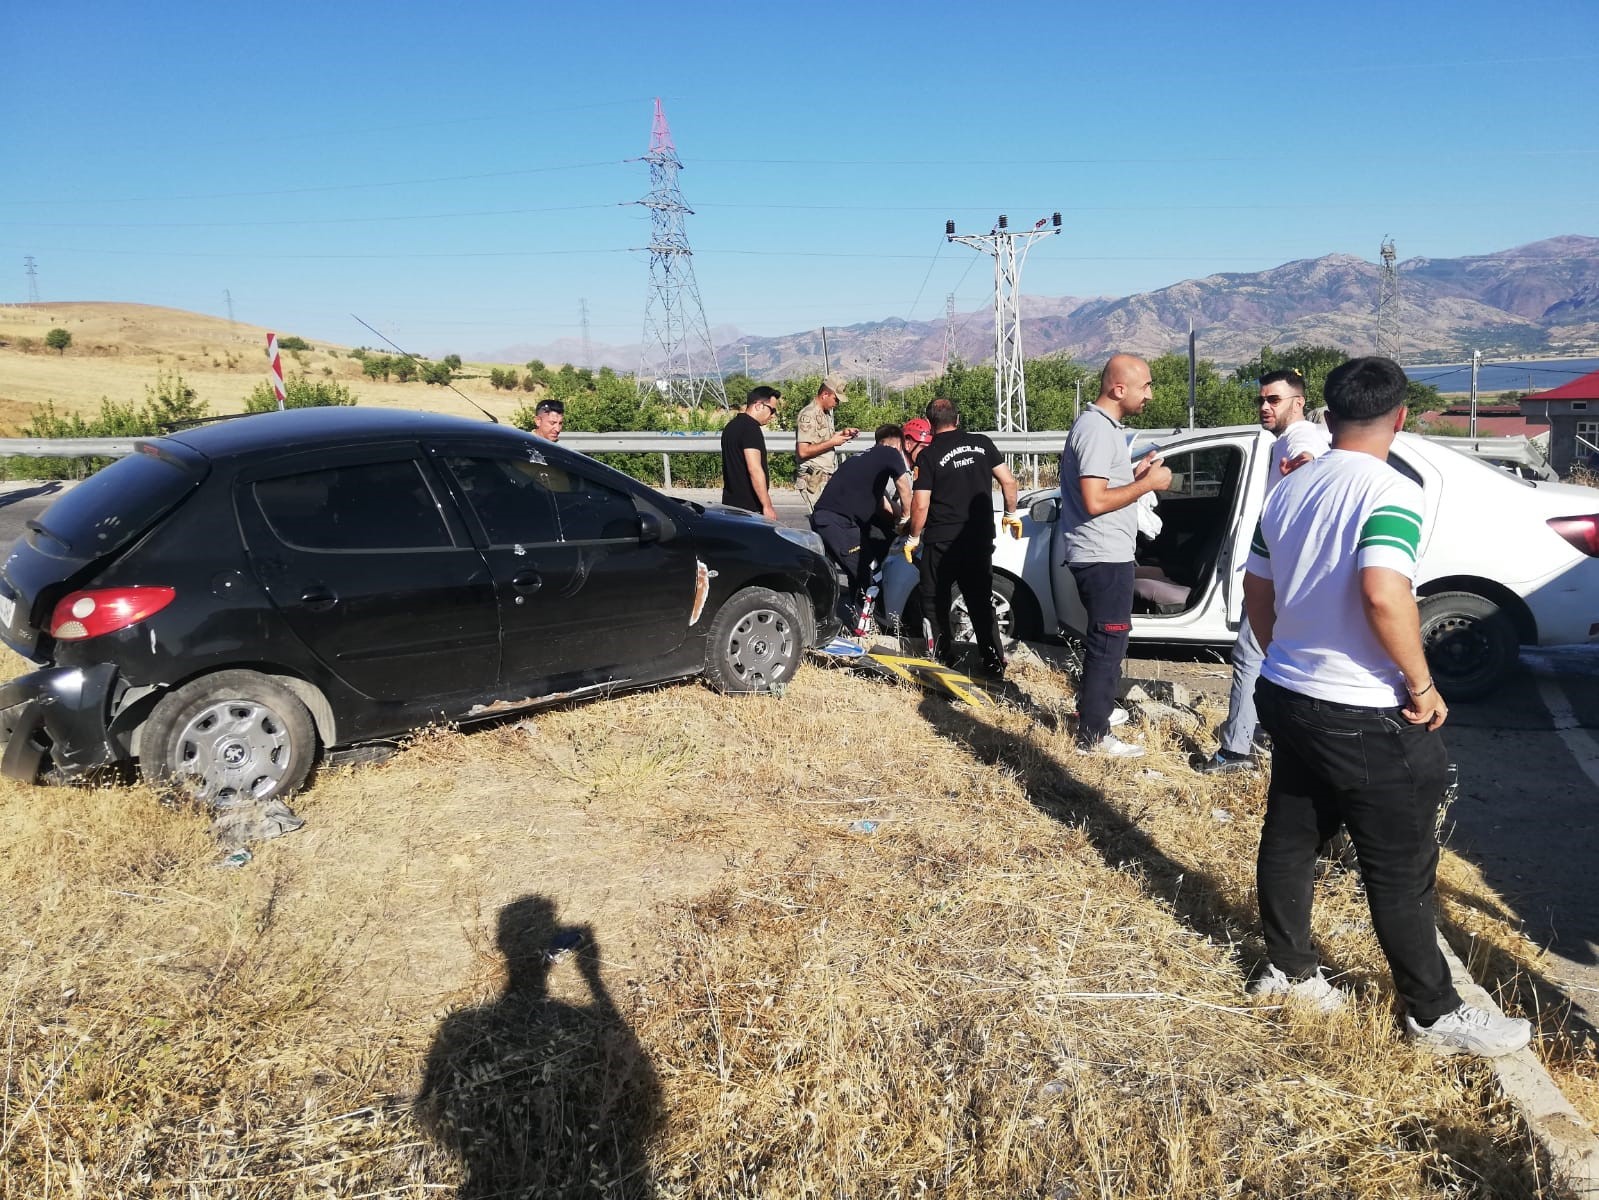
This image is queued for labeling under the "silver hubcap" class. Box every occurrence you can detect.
[952,589,1014,644]
[727,607,795,688]
[171,699,295,806]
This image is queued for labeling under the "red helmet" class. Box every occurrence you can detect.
[902,417,933,445]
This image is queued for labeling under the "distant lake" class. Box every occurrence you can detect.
[1404,356,1599,396]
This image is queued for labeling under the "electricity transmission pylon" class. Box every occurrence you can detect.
[946,213,1060,440]
[1376,237,1401,358]
[636,99,727,408]
[24,256,39,304]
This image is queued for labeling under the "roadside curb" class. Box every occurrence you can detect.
[1436,932,1599,1195]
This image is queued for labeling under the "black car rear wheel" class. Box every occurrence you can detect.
[1419,591,1518,702]
[704,586,800,694]
[140,670,316,806]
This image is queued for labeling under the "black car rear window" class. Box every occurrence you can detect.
[30,446,204,560]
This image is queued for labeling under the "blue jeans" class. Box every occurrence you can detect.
[1254,678,1460,1022]
[1069,561,1135,744]
[1218,603,1264,756]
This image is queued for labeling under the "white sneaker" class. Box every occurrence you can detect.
[1406,1003,1531,1057]
[1248,963,1348,1013]
[1075,734,1145,759]
[1071,706,1129,727]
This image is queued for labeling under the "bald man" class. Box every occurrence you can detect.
[1059,354,1173,758]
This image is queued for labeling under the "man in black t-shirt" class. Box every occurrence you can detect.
[720,386,782,516]
[811,423,912,608]
[905,397,1019,675]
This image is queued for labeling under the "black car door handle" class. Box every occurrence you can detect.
[511,570,542,593]
[300,585,337,612]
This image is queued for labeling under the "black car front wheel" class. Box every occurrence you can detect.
[704,586,801,694]
[140,670,317,806]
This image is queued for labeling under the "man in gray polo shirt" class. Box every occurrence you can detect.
[1059,354,1172,758]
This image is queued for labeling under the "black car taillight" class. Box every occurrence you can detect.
[1547,515,1599,558]
[50,587,177,641]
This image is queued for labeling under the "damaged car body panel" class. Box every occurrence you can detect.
[0,407,838,800]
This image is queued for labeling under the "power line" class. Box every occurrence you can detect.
[0,161,628,208]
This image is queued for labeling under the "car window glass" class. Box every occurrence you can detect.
[544,467,641,542]
[254,460,451,550]
[1162,446,1230,499]
[1388,452,1423,487]
[443,456,561,545]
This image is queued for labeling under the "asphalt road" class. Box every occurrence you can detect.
[5,480,1597,1025]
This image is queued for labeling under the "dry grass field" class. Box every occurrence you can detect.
[4,638,1596,1198]
[0,302,527,431]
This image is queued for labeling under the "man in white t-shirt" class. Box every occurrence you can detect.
[1241,356,1530,1057]
[1193,368,1330,774]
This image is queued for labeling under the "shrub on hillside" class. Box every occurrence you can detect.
[276,335,311,351]
[4,372,208,480]
[244,377,356,412]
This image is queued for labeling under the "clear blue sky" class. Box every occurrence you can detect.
[4,0,1596,359]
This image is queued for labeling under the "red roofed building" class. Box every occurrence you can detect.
[1519,368,1599,475]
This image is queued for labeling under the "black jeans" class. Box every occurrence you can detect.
[918,526,1001,668]
[1254,678,1460,1022]
[1069,561,1135,744]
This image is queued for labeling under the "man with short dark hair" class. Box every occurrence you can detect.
[905,397,1018,676]
[812,423,912,613]
[721,386,781,518]
[1194,367,1330,774]
[531,399,564,442]
[1243,355,1530,1057]
[1059,354,1173,758]
[795,377,860,510]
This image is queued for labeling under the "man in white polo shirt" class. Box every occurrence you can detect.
[1193,368,1330,774]
[1242,356,1530,1057]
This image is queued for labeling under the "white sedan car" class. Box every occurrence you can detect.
[884,426,1599,700]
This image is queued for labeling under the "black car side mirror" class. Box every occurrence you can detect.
[638,512,663,545]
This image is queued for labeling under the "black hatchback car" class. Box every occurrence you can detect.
[0,408,837,805]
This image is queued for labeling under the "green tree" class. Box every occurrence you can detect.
[244,376,356,412]
[422,361,453,386]
[1233,344,1349,409]
[361,355,394,381]
[392,356,419,383]
[45,328,71,355]
[275,335,311,351]
[443,354,463,371]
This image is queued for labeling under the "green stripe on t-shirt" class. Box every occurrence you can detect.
[1359,506,1421,556]
[1249,521,1269,558]
[1359,533,1418,560]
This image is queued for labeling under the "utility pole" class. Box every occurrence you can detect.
[635,99,727,408]
[579,298,592,371]
[943,292,956,373]
[946,212,1062,479]
[1469,349,1481,438]
[741,344,750,378]
[1376,237,1400,358]
[24,256,39,304]
[1187,319,1197,431]
[224,289,235,326]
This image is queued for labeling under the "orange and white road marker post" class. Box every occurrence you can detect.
[266,333,286,410]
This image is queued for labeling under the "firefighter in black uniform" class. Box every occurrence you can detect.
[903,397,1020,675]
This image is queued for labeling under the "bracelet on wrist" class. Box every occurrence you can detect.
[1407,679,1435,698]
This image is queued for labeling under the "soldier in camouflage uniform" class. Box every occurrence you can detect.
[795,377,860,511]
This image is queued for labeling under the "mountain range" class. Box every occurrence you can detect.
[497,235,1599,381]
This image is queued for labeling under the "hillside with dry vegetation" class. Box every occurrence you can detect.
[0,302,523,432]
[3,643,1594,1198]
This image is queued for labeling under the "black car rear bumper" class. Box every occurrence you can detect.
[0,664,120,782]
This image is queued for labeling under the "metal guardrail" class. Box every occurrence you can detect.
[0,428,1554,477]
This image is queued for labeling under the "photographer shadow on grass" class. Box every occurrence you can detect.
[416,894,662,1199]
